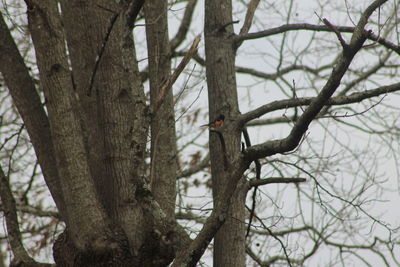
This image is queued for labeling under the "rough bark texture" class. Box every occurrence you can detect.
[59,0,109,213]
[145,0,178,218]
[0,168,37,266]
[0,12,66,220]
[204,0,246,266]
[27,0,111,250]
[59,0,149,258]
[1,0,390,265]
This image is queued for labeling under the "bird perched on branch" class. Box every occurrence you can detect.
[200,114,225,130]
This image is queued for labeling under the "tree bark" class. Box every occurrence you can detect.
[0,12,66,221]
[204,0,246,266]
[0,167,37,266]
[59,0,109,214]
[59,0,149,255]
[145,0,178,218]
[26,0,111,252]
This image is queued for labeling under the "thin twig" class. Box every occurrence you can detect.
[0,166,38,265]
[242,128,261,238]
[87,13,119,96]
[236,0,260,49]
[322,18,349,48]
[153,35,201,114]
[246,208,294,267]
[217,20,239,32]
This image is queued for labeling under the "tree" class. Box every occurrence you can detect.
[0,0,399,266]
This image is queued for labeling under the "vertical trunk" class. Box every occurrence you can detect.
[59,0,109,213]
[145,0,178,218]
[60,1,148,254]
[0,12,66,220]
[204,0,246,266]
[27,0,110,249]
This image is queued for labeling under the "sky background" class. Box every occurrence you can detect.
[0,0,399,266]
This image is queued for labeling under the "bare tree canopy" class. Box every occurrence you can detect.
[0,0,399,266]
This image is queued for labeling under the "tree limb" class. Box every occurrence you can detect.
[322,18,349,48]
[246,116,293,126]
[242,128,261,238]
[125,0,145,29]
[248,177,307,188]
[236,0,260,49]
[242,0,388,161]
[177,153,210,179]
[174,50,331,80]
[0,204,60,219]
[27,0,111,250]
[170,0,198,50]
[172,159,250,267]
[0,166,52,266]
[237,64,324,80]
[153,35,201,115]
[239,82,400,125]
[0,11,66,220]
[234,22,400,55]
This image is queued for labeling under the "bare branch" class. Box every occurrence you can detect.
[248,177,307,188]
[250,225,313,236]
[246,116,293,126]
[176,211,205,224]
[0,204,60,219]
[217,20,239,32]
[27,0,111,249]
[170,0,198,50]
[0,11,66,219]
[177,153,210,179]
[242,128,261,238]
[236,0,260,49]
[245,211,296,267]
[236,64,323,80]
[239,0,260,36]
[322,18,349,48]
[125,0,145,29]
[0,166,51,266]
[235,23,354,42]
[241,0,388,161]
[239,82,400,125]
[154,35,201,114]
[235,22,400,55]
[174,50,331,79]
[172,160,249,266]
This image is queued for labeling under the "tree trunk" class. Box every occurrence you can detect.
[204,0,246,266]
[145,0,178,218]
[27,0,111,250]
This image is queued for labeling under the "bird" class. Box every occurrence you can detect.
[200,114,225,130]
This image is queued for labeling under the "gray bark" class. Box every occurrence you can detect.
[0,11,67,221]
[27,0,110,250]
[145,0,178,218]
[204,0,246,266]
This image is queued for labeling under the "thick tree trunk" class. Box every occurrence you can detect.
[59,0,109,214]
[204,0,246,266]
[145,0,178,218]
[59,0,149,256]
[27,0,111,250]
[25,0,149,263]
